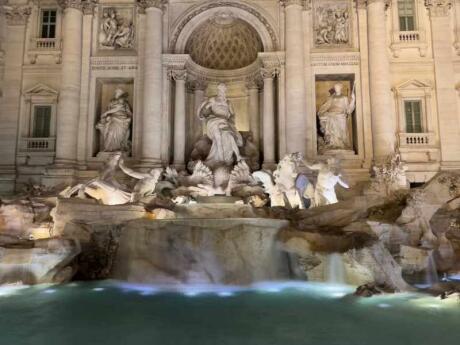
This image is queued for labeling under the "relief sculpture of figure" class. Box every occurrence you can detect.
[318,82,356,152]
[96,88,132,153]
[99,8,134,49]
[197,83,244,167]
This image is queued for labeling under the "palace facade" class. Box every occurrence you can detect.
[1,0,460,193]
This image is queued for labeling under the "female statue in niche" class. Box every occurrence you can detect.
[96,88,132,153]
[318,82,356,152]
[197,83,244,167]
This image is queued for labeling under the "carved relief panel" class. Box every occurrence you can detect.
[313,0,352,49]
[98,5,135,51]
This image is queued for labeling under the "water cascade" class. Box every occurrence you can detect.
[425,252,439,286]
[326,253,346,284]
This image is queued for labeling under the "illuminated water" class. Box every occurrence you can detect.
[0,281,459,345]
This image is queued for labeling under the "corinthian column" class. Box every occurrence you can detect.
[261,68,277,169]
[426,0,460,167]
[282,0,307,155]
[366,0,396,160]
[246,77,260,149]
[138,0,166,167]
[170,70,187,170]
[0,5,30,192]
[55,0,84,166]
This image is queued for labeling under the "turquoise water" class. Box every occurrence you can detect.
[0,281,459,345]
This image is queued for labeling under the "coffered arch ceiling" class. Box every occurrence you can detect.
[185,14,264,70]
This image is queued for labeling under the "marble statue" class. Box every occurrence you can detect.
[99,8,135,49]
[60,153,131,206]
[304,158,349,207]
[253,153,305,209]
[315,4,350,46]
[119,158,163,203]
[197,83,244,167]
[96,88,132,153]
[369,153,409,196]
[318,82,356,152]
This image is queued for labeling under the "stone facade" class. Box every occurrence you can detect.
[1,0,460,193]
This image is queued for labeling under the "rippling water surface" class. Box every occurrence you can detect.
[0,281,459,345]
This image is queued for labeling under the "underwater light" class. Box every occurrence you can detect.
[43,289,57,294]
[92,288,105,292]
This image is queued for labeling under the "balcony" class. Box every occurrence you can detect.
[397,31,420,42]
[399,132,435,147]
[19,137,56,152]
[391,30,427,58]
[28,38,62,64]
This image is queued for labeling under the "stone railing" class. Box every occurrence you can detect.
[19,137,56,152]
[399,132,435,147]
[396,31,420,43]
[31,38,61,50]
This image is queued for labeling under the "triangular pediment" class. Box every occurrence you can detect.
[395,79,431,90]
[24,83,58,97]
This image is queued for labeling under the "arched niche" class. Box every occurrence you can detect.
[169,1,279,54]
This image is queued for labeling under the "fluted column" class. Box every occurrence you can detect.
[366,0,396,160]
[138,0,166,166]
[171,70,187,169]
[426,1,460,166]
[55,0,83,166]
[0,5,30,192]
[282,0,307,155]
[261,68,277,169]
[246,78,260,149]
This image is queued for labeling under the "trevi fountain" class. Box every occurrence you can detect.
[1,0,460,344]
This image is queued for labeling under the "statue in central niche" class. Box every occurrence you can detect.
[318,82,356,152]
[96,88,132,153]
[197,83,244,167]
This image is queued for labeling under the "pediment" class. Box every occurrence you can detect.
[24,83,58,98]
[394,79,431,91]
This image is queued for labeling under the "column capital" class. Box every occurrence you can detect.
[82,0,98,15]
[280,0,307,9]
[260,67,278,80]
[357,0,391,10]
[1,5,31,25]
[169,69,187,82]
[137,0,167,11]
[246,75,262,90]
[425,0,453,16]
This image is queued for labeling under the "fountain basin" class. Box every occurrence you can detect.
[110,218,290,285]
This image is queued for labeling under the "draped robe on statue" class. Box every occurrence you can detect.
[198,97,243,166]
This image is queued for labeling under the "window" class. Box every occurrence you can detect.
[33,106,52,137]
[404,100,422,133]
[40,9,57,39]
[398,0,416,31]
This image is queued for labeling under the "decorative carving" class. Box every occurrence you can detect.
[425,0,453,16]
[260,67,278,79]
[58,0,83,10]
[169,69,187,81]
[169,1,278,52]
[185,13,263,70]
[136,0,167,10]
[82,0,97,14]
[96,88,132,154]
[99,7,135,49]
[280,0,306,8]
[314,0,351,47]
[317,82,356,153]
[1,5,31,25]
[368,153,409,196]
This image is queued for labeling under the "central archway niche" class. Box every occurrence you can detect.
[170,2,278,163]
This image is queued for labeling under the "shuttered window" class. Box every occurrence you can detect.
[398,0,416,31]
[404,100,422,133]
[33,106,51,138]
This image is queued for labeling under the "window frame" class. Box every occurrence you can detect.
[32,105,53,138]
[398,0,416,32]
[39,8,57,39]
[403,99,423,133]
